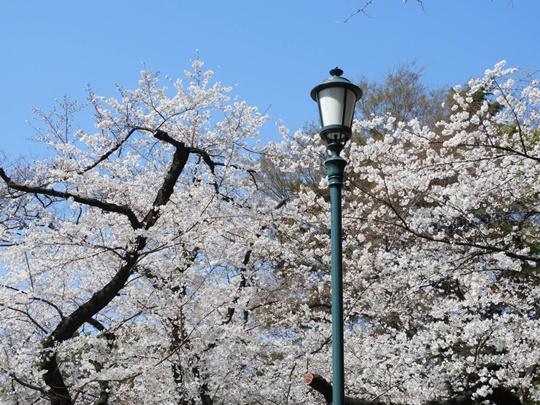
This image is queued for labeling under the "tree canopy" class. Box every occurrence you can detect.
[1,60,540,404]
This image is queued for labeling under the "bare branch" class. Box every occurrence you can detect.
[341,0,374,22]
[341,0,424,23]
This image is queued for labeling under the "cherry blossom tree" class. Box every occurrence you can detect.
[269,61,540,404]
[0,61,311,404]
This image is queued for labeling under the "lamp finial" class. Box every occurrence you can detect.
[330,67,343,77]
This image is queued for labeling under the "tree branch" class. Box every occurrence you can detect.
[350,177,540,264]
[341,0,424,23]
[142,131,190,229]
[0,168,141,229]
[76,126,142,175]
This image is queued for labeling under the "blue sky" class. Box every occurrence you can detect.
[1,0,540,158]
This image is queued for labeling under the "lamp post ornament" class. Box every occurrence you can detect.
[311,68,362,405]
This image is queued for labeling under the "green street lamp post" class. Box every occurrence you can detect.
[311,68,362,405]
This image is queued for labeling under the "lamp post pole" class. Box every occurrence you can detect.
[327,142,347,404]
[311,68,362,405]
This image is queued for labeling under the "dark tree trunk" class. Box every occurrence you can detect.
[304,373,377,404]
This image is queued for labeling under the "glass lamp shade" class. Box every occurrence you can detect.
[311,68,362,144]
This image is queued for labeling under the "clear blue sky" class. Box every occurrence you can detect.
[1,0,539,158]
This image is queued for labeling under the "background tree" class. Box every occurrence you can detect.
[356,61,449,133]
[273,60,540,404]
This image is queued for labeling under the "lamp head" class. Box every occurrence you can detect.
[311,68,362,145]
